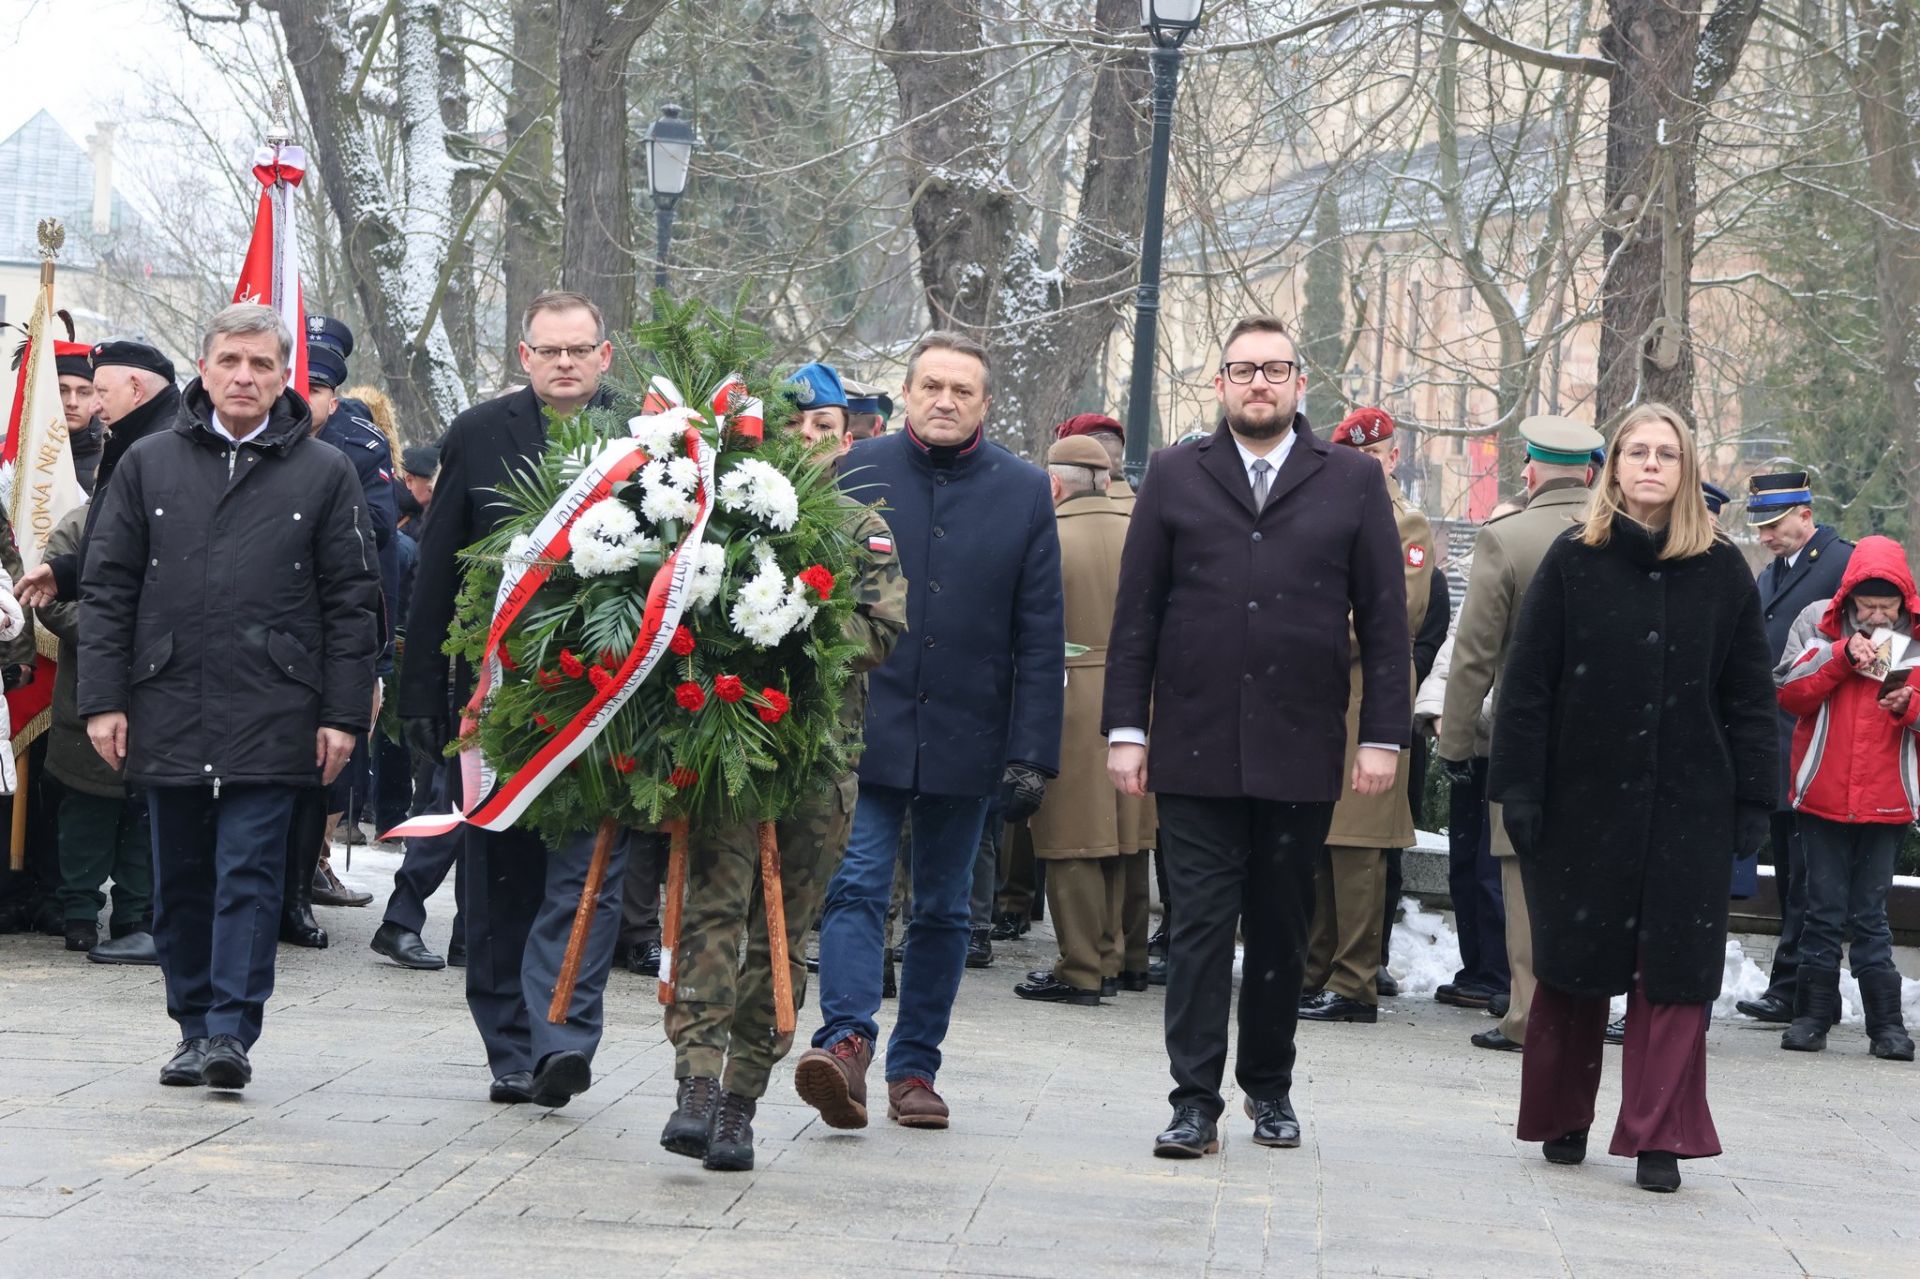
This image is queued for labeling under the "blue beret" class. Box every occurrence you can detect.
[307,343,348,389]
[786,362,847,412]
[306,314,354,358]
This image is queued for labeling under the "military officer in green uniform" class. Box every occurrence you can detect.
[1438,414,1603,1053]
[659,361,908,1172]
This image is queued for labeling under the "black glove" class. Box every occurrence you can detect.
[1735,805,1770,860]
[1441,755,1476,788]
[999,761,1049,823]
[403,714,450,766]
[1501,801,1543,859]
[0,663,30,691]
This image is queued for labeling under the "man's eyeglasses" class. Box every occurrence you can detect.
[526,344,601,362]
[1221,360,1298,385]
[1620,446,1683,468]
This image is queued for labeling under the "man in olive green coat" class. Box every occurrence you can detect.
[1301,409,1432,1023]
[1438,414,1602,1052]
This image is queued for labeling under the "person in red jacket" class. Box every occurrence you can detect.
[1776,534,1918,1062]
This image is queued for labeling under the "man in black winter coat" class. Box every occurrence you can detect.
[394,290,631,1109]
[76,303,381,1092]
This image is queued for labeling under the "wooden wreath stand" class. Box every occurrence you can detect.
[651,817,796,1037]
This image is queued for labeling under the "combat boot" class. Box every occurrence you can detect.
[1780,966,1840,1053]
[703,1091,757,1172]
[660,1076,721,1158]
[1859,969,1915,1062]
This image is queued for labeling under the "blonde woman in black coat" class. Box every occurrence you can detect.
[1489,402,1777,1194]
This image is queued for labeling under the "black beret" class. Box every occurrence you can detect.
[90,340,176,386]
[400,444,441,477]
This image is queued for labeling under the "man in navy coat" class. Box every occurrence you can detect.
[793,331,1064,1132]
[1734,472,1852,1023]
[1102,315,1410,1158]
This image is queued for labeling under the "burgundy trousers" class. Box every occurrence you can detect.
[1515,976,1720,1159]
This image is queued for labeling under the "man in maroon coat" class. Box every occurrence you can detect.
[1103,315,1410,1158]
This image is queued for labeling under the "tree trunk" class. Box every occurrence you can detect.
[437,22,477,384]
[1844,0,1920,535]
[503,0,562,373]
[556,0,672,343]
[886,0,1150,457]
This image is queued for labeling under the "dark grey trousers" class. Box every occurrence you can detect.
[1797,813,1900,977]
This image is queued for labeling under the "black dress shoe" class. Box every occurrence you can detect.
[1013,972,1102,1005]
[1298,989,1378,1023]
[1147,927,1169,958]
[490,1071,534,1103]
[1118,970,1151,992]
[966,928,994,968]
[1376,972,1400,999]
[1434,982,1493,1009]
[1100,976,1118,998]
[1488,991,1510,1018]
[661,1076,720,1157]
[1244,1094,1301,1148]
[1543,1127,1588,1165]
[88,931,159,965]
[1636,1151,1681,1192]
[988,911,1028,941]
[202,1034,252,1090]
[703,1090,757,1172]
[628,940,662,977]
[1605,1016,1626,1045]
[1147,954,1168,986]
[446,939,468,968]
[1735,993,1792,1024]
[371,922,445,970]
[160,1038,210,1087]
[530,1050,592,1108]
[64,921,97,952]
[1471,1027,1523,1052]
[1153,1106,1220,1158]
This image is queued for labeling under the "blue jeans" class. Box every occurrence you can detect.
[813,783,990,1082]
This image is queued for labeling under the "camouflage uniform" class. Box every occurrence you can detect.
[665,501,907,1098]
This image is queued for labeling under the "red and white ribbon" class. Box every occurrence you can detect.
[388,381,745,838]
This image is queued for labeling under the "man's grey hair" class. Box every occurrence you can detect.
[202,302,292,365]
[905,329,991,390]
[1048,463,1108,496]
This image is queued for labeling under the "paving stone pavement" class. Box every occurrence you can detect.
[2,844,1917,1278]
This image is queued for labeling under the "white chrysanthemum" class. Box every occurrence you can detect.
[666,455,700,492]
[573,498,641,544]
[628,408,695,460]
[639,459,670,493]
[717,458,800,531]
[506,533,536,562]
[728,550,807,647]
[642,484,699,525]
[683,541,728,609]
[571,538,640,577]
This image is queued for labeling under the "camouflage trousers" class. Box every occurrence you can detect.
[664,775,855,1098]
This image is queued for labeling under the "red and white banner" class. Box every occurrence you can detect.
[389,389,749,838]
[2,284,86,571]
[233,143,308,397]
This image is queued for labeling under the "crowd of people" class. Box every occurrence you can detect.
[2,293,1913,1192]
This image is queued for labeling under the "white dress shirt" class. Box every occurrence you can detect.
[1109,426,1398,754]
[209,410,272,446]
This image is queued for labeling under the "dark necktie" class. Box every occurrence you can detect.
[1770,557,1787,591]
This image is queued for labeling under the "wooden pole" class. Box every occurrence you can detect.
[7,748,26,872]
[758,820,796,1037]
[546,817,618,1024]
[657,817,689,1006]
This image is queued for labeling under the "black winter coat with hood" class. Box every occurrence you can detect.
[76,380,382,788]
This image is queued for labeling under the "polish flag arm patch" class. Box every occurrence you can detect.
[868,535,894,555]
[1407,545,1427,567]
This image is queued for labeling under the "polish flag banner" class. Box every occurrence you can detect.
[233,143,308,397]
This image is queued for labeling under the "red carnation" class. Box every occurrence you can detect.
[600,647,621,669]
[589,666,614,693]
[532,712,554,732]
[611,753,638,774]
[675,682,707,712]
[536,669,563,689]
[668,766,698,789]
[757,688,791,724]
[497,642,519,671]
[799,564,836,596]
[559,649,586,679]
[669,625,696,656]
[714,674,746,703]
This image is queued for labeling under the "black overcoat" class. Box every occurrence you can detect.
[1101,416,1411,803]
[76,381,381,788]
[1488,516,1778,1003]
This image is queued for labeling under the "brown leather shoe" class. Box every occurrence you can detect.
[793,1035,870,1129]
[313,853,373,908]
[886,1076,949,1129]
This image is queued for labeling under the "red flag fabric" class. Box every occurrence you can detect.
[233,144,308,397]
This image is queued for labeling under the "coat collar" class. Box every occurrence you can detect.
[1764,523,1841,605]
[176,378,311,454]
[502,385,548,460]
[1056,492,1120,520]
[1195,413,1324,518]
[903,420,986,472]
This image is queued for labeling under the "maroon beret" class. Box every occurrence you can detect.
[1054,412,1123,442]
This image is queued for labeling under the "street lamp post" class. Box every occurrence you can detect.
[644,103,698,297]
[1122,0,1204,489]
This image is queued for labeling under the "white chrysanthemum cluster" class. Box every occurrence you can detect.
[627,407,697,461]
[684,542,729,609]
[717,458,799,531]
[727,546,818,647]
[569,498,658,578]
[638,457,701,525]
